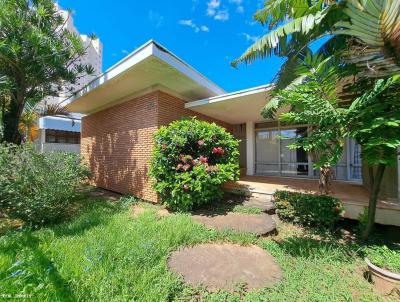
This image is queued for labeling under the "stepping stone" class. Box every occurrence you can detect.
[168,243,283,291]
[192,212,276,236]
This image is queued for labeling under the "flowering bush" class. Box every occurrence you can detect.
[150,118,240,211]
[0,144,90,225]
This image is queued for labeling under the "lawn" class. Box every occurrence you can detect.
[0,191,394,302]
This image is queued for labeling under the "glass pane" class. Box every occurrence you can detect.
[280,128,309,176]
[350,140,362,180]
[255,130,279,175]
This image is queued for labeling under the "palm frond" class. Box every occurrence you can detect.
[334,0,400,77]
[232,7,333,67]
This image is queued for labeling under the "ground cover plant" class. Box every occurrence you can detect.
[0,189,395,302]
[150,118,240,211]
[274,190,344,229]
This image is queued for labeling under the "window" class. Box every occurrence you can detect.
[45,130,80,144]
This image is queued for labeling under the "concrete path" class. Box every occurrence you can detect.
[168,243,283,291]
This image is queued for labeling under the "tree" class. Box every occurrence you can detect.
[232,0,400,80]
[0,0,94,144]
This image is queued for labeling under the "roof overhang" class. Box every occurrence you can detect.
[39,116,81,132]
[63,40,225,114]
[185,84,274,124]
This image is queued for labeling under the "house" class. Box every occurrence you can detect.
[64,40,400,226]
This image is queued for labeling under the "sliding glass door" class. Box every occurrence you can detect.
[255,126,362,181]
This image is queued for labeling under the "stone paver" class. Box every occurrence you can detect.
[192,212,276,236]
[168,243,283,291]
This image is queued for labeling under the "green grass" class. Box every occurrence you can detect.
[0,194,392,302]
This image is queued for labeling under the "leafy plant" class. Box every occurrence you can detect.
[364,245,400,274]
[150,118,240,211]
[274,190,344,228]
[0,143,89,225]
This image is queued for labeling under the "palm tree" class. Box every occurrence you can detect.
[233,0,400,80]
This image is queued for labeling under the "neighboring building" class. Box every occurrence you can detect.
[35,116,81,153]
[35,3,102,152]
[64,40,400,225]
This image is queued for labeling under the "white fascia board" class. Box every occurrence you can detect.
[39,116,81,132]
[151,43,226,96]
[185,84,275,108]
[61,41,155,107]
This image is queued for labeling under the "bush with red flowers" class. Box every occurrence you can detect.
[150,118,240,211]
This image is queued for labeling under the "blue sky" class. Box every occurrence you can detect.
[58,0,285,92]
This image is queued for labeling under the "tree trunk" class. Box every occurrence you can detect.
[1,99,23,144]
[363,163,386,239]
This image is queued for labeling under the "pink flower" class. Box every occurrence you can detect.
[199,155,208,164]
[212,147,219,154]
[198,140,205,146]
[176,163,183,171]
[183,164,191,171]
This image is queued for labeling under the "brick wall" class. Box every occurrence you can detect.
[81,90,232,202]
[157,91,233,131]
[81,91,159,202]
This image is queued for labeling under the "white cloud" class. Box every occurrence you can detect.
[242,33,259,43]
[179,19,210,33]
[200,25,210,32]
[207,0,221,16]
[214,10,229,21]
[236,5,244,13]
[148,10,164,28]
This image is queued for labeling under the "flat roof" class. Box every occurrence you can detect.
[185,84,274,124]
[63,40,225,114]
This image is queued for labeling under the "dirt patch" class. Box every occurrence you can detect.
[168,243,283,291]
[131,204,170,218]
[192,212,276,236]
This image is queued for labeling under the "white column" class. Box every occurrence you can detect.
[40,129,46,153]
[246,121,255,176]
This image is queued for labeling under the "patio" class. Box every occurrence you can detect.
[224,176,400,226]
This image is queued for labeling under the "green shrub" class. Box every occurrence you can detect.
[274,190,344,228]
[0,143,89,225]
[150,118,240,211]
[364,245,400,273]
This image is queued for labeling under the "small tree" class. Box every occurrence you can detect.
[0,0,94,144]
[269,54,346,194]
